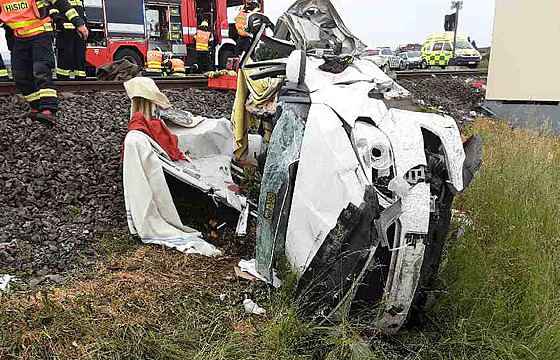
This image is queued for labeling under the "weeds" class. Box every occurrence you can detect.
[68,205,81,219]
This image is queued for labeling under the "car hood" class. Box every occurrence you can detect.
[275,0,367,55]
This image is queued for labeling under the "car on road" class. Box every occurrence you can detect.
[365,47,406,72]
[398,51,422,69]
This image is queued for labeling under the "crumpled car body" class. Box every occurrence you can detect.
[237,0,482,333]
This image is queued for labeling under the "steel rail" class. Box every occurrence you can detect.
[395,69,488,79]
[0,76,209,95]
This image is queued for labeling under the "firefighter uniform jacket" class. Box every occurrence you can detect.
[195,30,211,51]
[49,0,86,30]
[235,5,260,38]
[0,0,84,38]
[146,49,163,74]
[165,58,185,77]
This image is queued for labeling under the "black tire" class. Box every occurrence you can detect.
[467,63,479,69]
[440,65,447,69]
[420,59,428,70]
[218,49,234,70]
[114,48,144,68]
[400,61,407,71]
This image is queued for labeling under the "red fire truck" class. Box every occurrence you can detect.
[84,0,264,73]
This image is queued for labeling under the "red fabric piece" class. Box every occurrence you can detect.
[125,111,185,161]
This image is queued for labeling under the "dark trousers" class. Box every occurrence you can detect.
[12,33,57,112]
[197,51,210,72]
[234,36,251,56]
[0,54,8,82]
[56,29,86,80]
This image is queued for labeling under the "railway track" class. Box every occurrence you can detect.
[0,69,487,95]
[395,69,488,79]
[0,76,209,95]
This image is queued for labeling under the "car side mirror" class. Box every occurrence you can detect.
[247,13,274,36]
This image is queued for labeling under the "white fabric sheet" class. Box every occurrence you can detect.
[123,130,222,257]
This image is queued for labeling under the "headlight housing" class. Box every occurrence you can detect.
[351,121,393,184]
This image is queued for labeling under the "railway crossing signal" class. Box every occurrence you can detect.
[450,1,464,60]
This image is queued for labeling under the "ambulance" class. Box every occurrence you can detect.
[420,32,481,69]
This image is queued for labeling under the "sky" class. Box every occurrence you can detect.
[0,0,496,54]
[265,0,496,48]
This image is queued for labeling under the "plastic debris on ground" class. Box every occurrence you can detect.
[243,298,266,316]
[235,259,282,288]
[0,275,14,298]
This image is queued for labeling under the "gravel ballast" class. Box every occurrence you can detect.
[0,88,234,276]
[397,75,486,120]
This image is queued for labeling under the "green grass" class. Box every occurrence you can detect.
[479,54,490,69]
[413,120,560,359]
[1,120,559,359]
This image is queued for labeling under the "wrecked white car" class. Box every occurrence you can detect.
[232,0,482,333]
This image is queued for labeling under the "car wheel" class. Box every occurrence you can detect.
[383,64,390,74]
[400,61,407,71]
[420,59,428,70]
[467,63,479,69]
[440,65,447,69]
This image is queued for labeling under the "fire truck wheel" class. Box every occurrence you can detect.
[114,48,144,68]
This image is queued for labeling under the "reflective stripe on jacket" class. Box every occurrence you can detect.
[195,30,210,51]
[0,0,52,38]
[146,50,163,70]
[170,58,185,74]
[49,0,85,30]
[0,0,84,38]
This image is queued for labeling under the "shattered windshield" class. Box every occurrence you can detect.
[456,41,474,50]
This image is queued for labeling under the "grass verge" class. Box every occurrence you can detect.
[1,119,559,359]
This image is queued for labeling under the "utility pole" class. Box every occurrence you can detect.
[451,1,463,60]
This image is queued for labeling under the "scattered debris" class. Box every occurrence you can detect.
[243,298,266,316]
[0,274,14,297]
[234,265,259,282]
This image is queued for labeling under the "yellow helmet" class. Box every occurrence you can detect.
[201,21,209,28]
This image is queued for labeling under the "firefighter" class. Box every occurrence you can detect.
[0,0,88,124]
[144,47,163,77]
[234,0,260,56]
[194,20,212,72]
[164,54,186,78]
[50,0,87,80]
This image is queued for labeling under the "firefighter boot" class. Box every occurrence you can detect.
[35,110,56,125]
